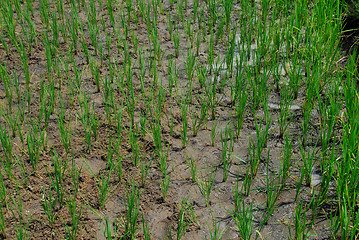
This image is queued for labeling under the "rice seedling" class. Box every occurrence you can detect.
[65,193,83,240]
[211,119,220,147]
[39,0,50,29]
[102,215,116,240]
[317,91,340,165]
[10,186,24,225]
[70,155,81,195]
[222,0,234,31]
[180,93,189,148]
[57,111,72,156]
[161,172,171,201]
[301,99,313,148]
[198,167,217,208]
[46,150,68,207]
[233,80,248,139]
[115,152,123,183]
[221,124,233,182]
[142,214,151,240]
[129,125,141,167]
[254,114,271,158]
[194,98,209,137]
[186,49,196,86]
[176,198,193,240]
[87,161,114,209]
[139,154,153,187]
[259,155,281,229]
[278,134,293,190]
[315,145,336,210]
[15,223,29,240]
[205,67,222,121]
[122,180,141,239]
[173,28,180,58]
[288,199,312,240]
[205,211,227,239]
[90,58,101,93]
[186,155,198,183]
[241,167,254,197]
[231,196,254,240]
[299,138,318,187]
[278,85,294,138]
[41,185,56,225]
[248,137,259,178]
[158,145,170,176]
[0,207,5,238]
[26,124,42,173]
[0,121,13,165]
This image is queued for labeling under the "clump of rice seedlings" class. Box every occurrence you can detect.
[176,198,196,240]
[278,134,293,190]
[299,138,318,187]
[204,64,222,120]
[233,80,248,139]
[57,107,72,156]
[46,150,68,207]
[222,0,234,31]
[278,84,294,138]
[301,99,313,148]
[27,123,42,172]
[288,199,313,240]
[173,28,180,58]
[198,167,217,207]
[186,155,198,183]
[206,211,227,239]
[231,191,254,240]
[158,145,170,176]
[161,172,171,201]
[85,157,114,209]
[195,99,209,137]
[122,180,141,239]
[129,125,141,167]
[315,145,336,210]
[259,154,281,230]
[221,124,233,182]
[90,58,101,93]
[0,120,13,169]
[0,207,5,238]
[316,90,340,166]
[70,154,82,195]
[41,185,56,225]
[180,92,189,148]
[211,119,220,147]
[9,186,25,229]
[102,215,117,240]
[241,167,254,197]
[65,193,83,240]
[142,214,151,240]
[0,171,7,209]
[247,114,271,179]
[139,154,153,188]
[185,49,196,92]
